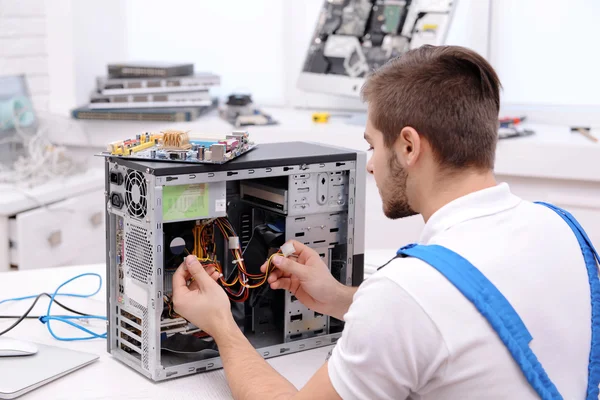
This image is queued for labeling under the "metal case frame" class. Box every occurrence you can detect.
[104,144,366,381]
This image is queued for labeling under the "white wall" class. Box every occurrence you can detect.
[0,0,50,111]
[45,0,127,115]
[20,0,600,117]
[124,0,286,107]
[490,0,600,107]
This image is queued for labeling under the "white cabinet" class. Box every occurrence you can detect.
[8,189,106,270]
[0,168,106,271]
[10,191,105,270]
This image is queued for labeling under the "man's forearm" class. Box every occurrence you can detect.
[328,283,359,321]
[214,317,298,400]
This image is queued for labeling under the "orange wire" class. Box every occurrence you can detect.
[189,217,275,301]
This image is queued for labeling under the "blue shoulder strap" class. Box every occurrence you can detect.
[395,202,600,400]
[397,243,563,400]
[535,202,600,400]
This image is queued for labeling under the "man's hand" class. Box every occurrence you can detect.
[261,240,357,320]
[172,255,235,338]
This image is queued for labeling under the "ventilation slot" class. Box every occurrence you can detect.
[129,299,150,371]
[163,270,175,294]
[240,212,252,250]
[125,169,148,219]
[125,224,153,284]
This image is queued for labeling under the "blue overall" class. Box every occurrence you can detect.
[391,202,600,399]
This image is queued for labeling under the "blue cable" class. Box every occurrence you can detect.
[0,272,107,341]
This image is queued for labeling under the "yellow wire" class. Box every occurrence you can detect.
[188,217,280,292]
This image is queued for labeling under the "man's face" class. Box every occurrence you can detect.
[365,117,417,219]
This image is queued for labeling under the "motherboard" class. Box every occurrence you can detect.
[303,0,455,77]
[101,130,256,164]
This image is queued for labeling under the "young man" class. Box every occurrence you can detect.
[173,45,598,399]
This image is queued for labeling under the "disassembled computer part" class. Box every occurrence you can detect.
[219,93,278,128]
[101,130,256,164]
[302,0,455,77]
[105,142,366,381]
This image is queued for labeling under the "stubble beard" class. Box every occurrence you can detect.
[382,153,418,220]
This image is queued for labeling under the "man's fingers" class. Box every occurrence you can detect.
[188,280,200,291]
[173,262,191,292]
[185,255,214,286]
[271,277,291,291]
[288,279,301,296]
[260,262,268,273]
[204,266,216,276]
[187,271,219,290]
[267,269,284,283]
[287,240,317,258]
[272,255,305,277]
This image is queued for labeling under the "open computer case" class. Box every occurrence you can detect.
[104,142,366,381]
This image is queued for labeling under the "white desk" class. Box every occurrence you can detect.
[0,260,387,400]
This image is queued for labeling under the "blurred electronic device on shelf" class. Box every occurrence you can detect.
[101,129,256,164]
[72,62,220,122]
[96,73,220,95]
[498,127,535,140]
[297,0,456,98]
[0,75,38,166]
[71,101,217,123]
[89,90,213,109]
[107,62,194,78]
[219,94,278,128]
[498,116,535,140]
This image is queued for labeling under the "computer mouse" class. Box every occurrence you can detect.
[0,338,38,357]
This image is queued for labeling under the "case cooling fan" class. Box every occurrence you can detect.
[125,169,147,219]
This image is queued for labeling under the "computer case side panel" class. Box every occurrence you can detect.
[105,157,113,355]
[352,151,367,286]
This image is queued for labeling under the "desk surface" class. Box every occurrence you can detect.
[0,253,393,400]
[0,263,359,400]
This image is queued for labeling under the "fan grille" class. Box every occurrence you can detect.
[125,224,153,284]
[125,169,147,219]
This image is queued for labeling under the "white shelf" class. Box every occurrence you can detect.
[50,106,600,184]
[0,168,105,217]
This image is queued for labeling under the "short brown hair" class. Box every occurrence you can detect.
[361,45,501,170]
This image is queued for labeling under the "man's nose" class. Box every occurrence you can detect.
[366,159,374,175]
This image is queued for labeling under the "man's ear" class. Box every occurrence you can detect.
[393,127,421,166]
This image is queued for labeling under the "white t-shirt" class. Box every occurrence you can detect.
[328,183,592,399]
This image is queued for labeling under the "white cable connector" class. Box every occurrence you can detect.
[280,242,296,258]
[228,236,240,250]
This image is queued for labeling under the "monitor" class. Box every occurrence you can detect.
[297,0,457,98]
